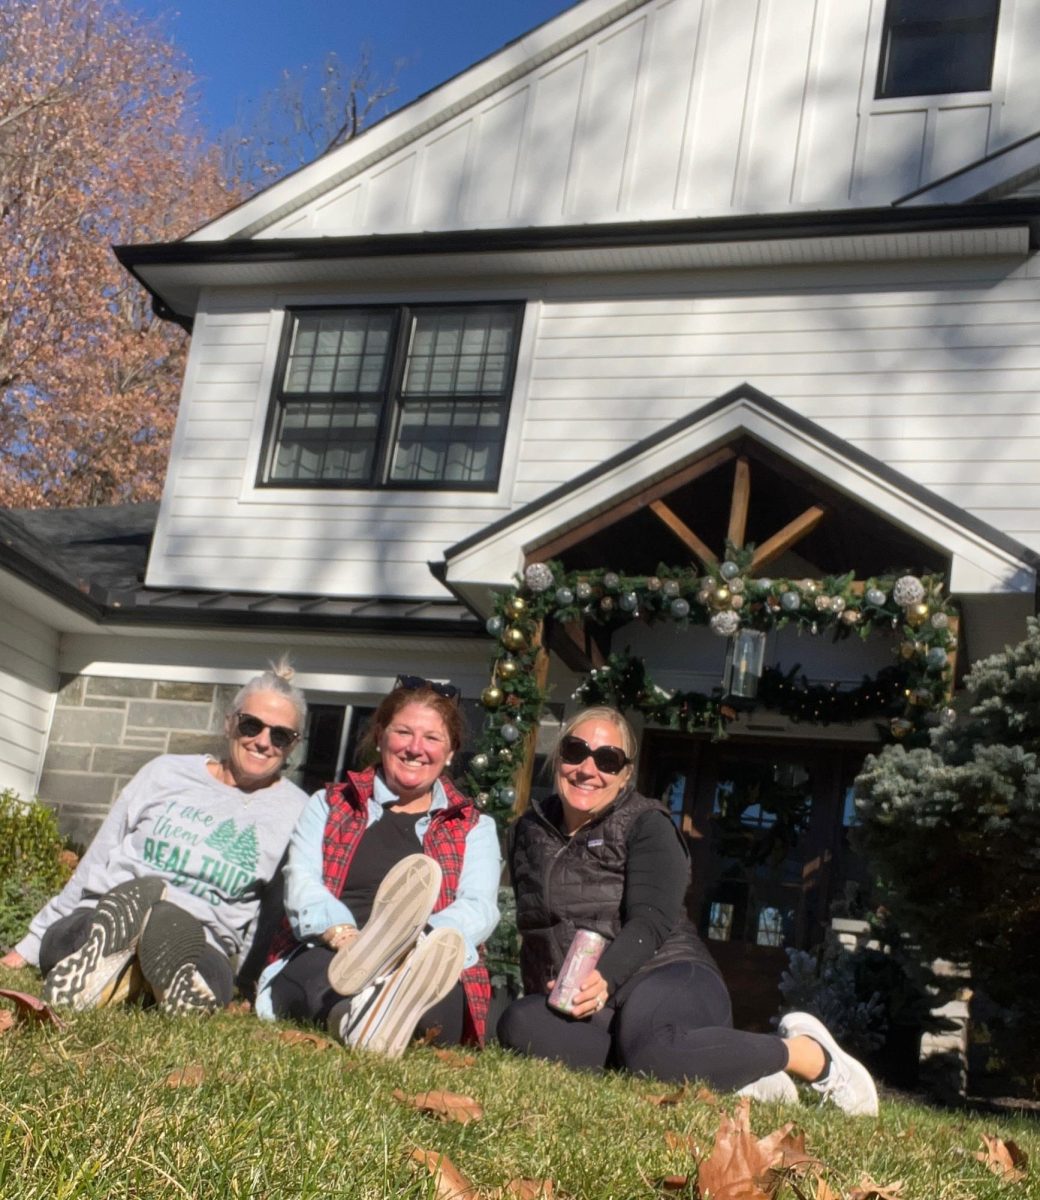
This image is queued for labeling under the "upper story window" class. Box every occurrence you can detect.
[875,0,1000,99]
[260,302,523,490]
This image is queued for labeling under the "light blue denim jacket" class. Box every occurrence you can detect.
[255,774,501,1019]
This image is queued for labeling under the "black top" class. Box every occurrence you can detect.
[339,808,422,928]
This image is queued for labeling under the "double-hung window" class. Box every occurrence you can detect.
[260,302,523,489]
[875,0,1000,99]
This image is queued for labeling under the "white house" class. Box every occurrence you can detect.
[4,0,1040,1018]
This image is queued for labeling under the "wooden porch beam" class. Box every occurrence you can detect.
[750,506,826,570]
[513,621,549,816]
[649,500,718,567]
[525,446,736,563]
[727,457,751,551]
[545,618,607,674]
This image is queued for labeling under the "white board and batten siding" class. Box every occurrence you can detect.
[226,0,1040,240]
[0,597,58,798]
[148,250,1040,600]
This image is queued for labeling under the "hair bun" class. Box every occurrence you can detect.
[269,654,295,683]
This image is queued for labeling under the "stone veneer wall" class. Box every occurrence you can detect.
[38,674,236,848]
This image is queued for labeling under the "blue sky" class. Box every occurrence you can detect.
[131,1,578,139]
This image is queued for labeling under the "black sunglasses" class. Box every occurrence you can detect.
[559,734,631,776]
[394,674,461,704]
[234,711,299,751]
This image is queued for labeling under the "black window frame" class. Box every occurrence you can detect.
[875,0,1000,100]
[258,300,524,492]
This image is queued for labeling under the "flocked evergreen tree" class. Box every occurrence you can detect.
[854,617,1040,1086]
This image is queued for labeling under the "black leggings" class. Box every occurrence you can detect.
[38,902,235,1007]
[269,944,466,1046]
[496,961,788,1090]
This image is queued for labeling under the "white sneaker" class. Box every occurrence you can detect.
[737,1071,800,1104]
[778,1011,879,1117]
[337,927,465,1059]
[327,855,442,997]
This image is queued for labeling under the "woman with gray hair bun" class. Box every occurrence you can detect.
[0,658,310,1017]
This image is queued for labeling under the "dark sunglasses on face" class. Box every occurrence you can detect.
[394,674,461,704]
[234,711,299,751]
[559,734,631,776]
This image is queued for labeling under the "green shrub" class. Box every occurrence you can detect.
[0,789,74,952]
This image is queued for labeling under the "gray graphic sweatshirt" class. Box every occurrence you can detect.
[16,755,308,966]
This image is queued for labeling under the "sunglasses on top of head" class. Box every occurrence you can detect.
[394,674,461,704]
[559,734,631,776]
[233,711,299,751]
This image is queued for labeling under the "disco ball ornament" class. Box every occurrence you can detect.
[815,595,832,611]
[470,753,489,774]
[729,577,745,594]
[476,792,491,808]
[830,596,846,613]
[486,615,504,636]
[940,706,957,727]
[663,579,680,598]
[800,580,818,596]
[730,594,745,609]
[576,581,593,601]
[930,611,950,630]
[603,572,621,592]
[646,576,662,592]
[892,575,925,607]
[710,610,740,637]
[500,722,521,744]
[600,596,615,612]
[781,591,801,612]
[555,586,575,607]
[720,560,741,580]
[841,609,860,625]
[865,587,887,607]
[523,562,554,593]
[670,598,690,618]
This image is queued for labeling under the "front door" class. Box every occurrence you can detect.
[640,732,866,1030]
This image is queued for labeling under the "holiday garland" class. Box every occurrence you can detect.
[463,549,958,819]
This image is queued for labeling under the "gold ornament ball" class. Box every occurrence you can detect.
[502,627,526,652]
[899,641,918,660]
[906,602,930,627]
[506,596,527,617]
[481,686,504,709]
[712,586,731,608]
[498,747,513,763]
[498,658,518,680]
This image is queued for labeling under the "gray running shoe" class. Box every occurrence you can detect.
[43,877,167,1011]
[778,1010,879,1116]
[137,900,219,1015]
[737,1070,801,1104]
[337,927,465,1059]
[327,855,442,997]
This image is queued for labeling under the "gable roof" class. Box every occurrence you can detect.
[438,384,1039,615]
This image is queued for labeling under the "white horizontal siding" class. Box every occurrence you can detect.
[251,0,1037,238]
[150,253,1040,597]
[0,601,58,797]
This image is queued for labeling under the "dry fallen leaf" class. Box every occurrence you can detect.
[165,1064,205,1088]
[224,999,252,1015]
[275,1028,338,1052]
[432,1047,477,1068]
[647,1085,690,1107]
[656,1174,691,1192]
[416,1024,443,1046]
[0,1009,14,1035]
[0,989,64,1028]
[847,1177,905,1200]
[393,1089,484,1125]
[976,1134,1028,1183]
[695,1086,720,1106]
[409,1148,478,1199]
[696,1098,826,1200]
[58,849,80,872]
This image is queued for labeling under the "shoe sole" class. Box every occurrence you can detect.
[351,927,465,1059]
[328,855,442,996]
[736,1070,800,1104]
[778,1010,879,1116]
[137,902,213,1014]
[43,878,167,1011]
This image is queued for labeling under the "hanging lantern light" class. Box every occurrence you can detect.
[722,628,766,699]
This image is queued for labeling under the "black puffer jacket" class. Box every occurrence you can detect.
[510,786,717,1000]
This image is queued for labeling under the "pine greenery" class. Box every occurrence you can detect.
[854,616,1040,1085]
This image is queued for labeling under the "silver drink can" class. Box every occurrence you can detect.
[548,929,608,1013]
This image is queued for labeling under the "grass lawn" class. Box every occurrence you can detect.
[1,973,1037,1199]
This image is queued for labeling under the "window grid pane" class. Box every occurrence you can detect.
[283,312,393,395]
